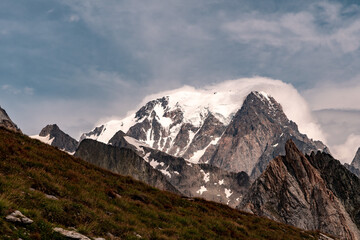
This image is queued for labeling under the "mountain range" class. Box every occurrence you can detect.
[7,87,360,239]
[0,127,330,239]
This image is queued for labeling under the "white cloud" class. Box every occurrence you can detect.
[1,85,33,95]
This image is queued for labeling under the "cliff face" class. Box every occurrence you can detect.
[95,132,250,207]
[75,139,180,195]
[239,140,360,240]
[205,92,327,179]
[0,106,21,132]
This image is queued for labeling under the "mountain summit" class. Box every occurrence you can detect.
[0,105,21,132]
[32,124,78,153]
[204,91,327,178]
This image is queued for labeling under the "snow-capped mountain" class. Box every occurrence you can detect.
[32,124,78,154]
[204,91,328,178]
[81,86,327,178]
[0,105,21,132]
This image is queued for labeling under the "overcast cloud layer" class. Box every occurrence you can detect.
[1,0,360,163]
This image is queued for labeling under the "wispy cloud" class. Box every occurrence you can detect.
[332,134,360,164]
[68,15,80,22]
[222,2,360,53]
[1,85,34,95]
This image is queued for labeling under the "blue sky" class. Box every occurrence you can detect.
[1,0,360,144]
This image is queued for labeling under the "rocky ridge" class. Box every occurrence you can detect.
[239,140,360,240]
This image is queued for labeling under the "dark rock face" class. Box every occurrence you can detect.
[205,92,327,179]
[38,124,78,153]
[0,106,21,132]
[75,139,180,195]
[307,151,360,231]
[239,140,360,240]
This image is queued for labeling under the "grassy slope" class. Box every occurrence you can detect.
[0,127,323,240]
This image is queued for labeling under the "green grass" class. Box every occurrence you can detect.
[0,127,324,239]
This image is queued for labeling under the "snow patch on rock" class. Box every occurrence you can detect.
[196,186,207,195]
[225,188,233,198]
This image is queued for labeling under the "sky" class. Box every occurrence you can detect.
[1,0,360,163]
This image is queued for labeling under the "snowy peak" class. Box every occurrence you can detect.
[134,96,170,120]
[0,106,21,132]
[245,91,289,123]
[32,124,78,154]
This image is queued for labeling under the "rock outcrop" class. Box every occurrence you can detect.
[53,227,91,240]
[0,106,21,132]
[239,140,360,240]
[5,210,33,224]
[32,124,78,153]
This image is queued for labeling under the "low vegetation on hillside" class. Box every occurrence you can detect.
[0,127,325,239]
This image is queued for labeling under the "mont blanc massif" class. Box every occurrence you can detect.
[1,78,360,239]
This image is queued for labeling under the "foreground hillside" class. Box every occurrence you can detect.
[0,128,326,239]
